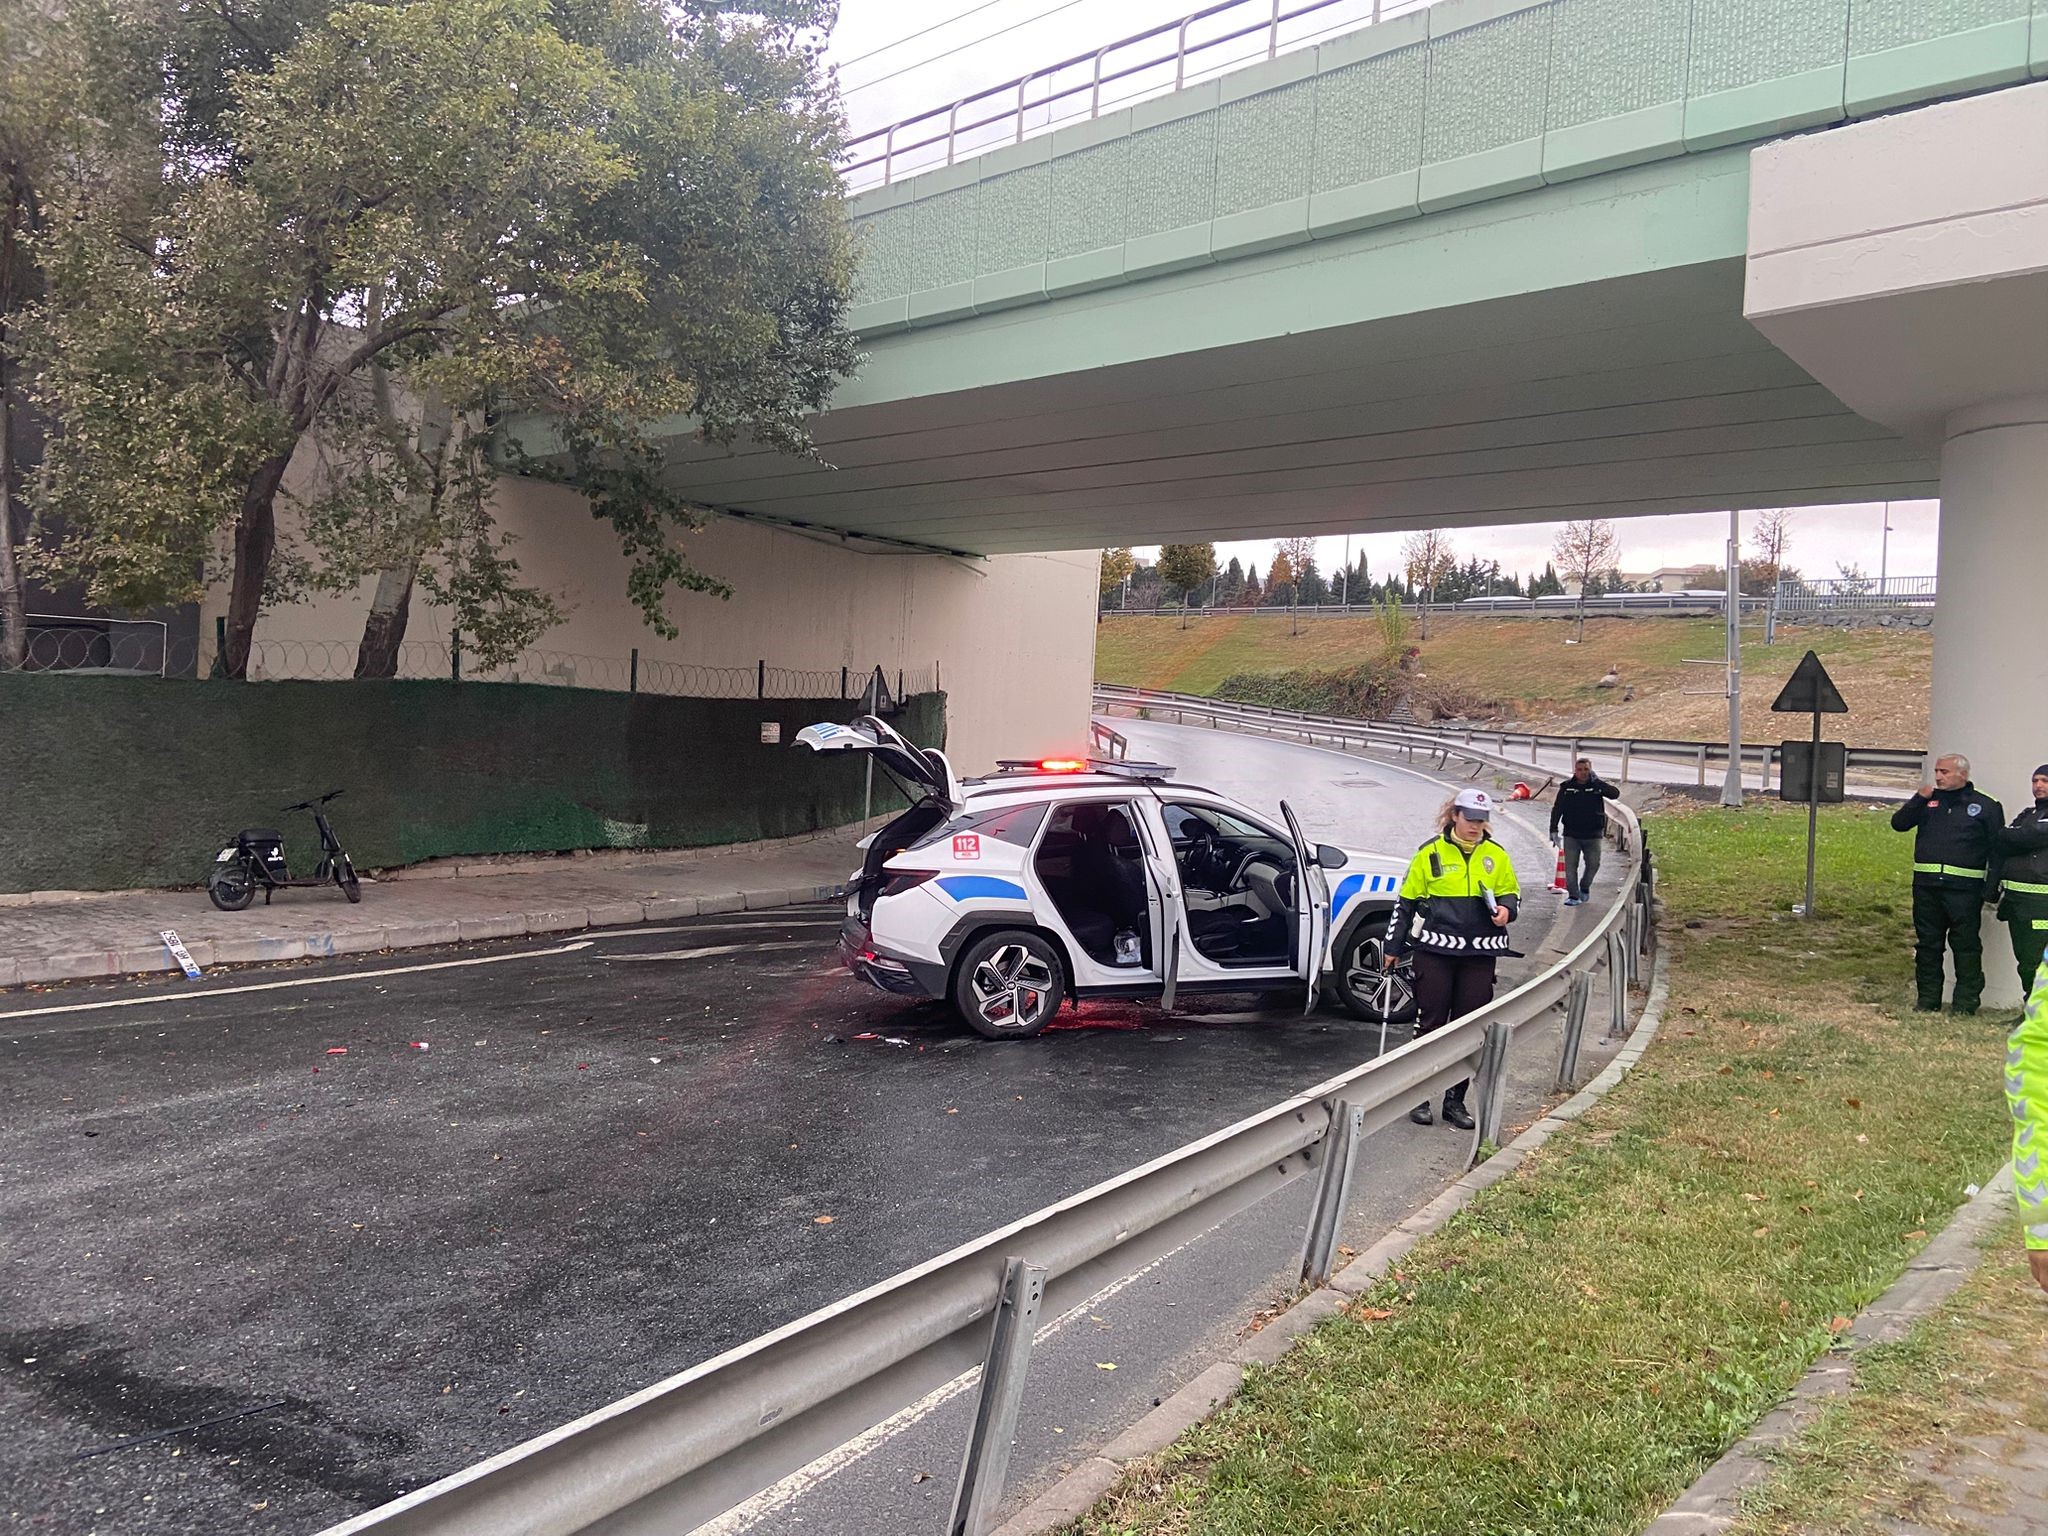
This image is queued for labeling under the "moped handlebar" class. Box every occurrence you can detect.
[282,790,345,811]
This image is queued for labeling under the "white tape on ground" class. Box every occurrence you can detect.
[604,942,825,963]
[0,941,595,1023]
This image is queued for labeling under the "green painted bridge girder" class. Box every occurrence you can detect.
[848,0,2048,336]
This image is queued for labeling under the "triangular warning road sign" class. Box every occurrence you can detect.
[1771,650,1849,714]
[862,665,895,715]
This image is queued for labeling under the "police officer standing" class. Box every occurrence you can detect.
[1383,787,1520,1130]
[1998,764,2048,996]
[1891,753,2003,1014]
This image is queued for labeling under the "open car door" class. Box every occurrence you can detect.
[794,715,961,812]
[1138,823,1184,1012]
[1279,800,1331,1015]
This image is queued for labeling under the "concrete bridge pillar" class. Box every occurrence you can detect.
[1931,401,2048,1004]
[1746,82,2048,1003]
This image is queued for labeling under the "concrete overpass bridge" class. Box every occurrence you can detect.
[518,0,2048,984]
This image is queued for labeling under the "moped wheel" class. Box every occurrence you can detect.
[209,865,257,912]
[336,855,361,904]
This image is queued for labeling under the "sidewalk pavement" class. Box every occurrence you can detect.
[0,828,863,989]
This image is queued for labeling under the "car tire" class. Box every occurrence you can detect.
[1330,922,1418,1026]
[952,930,1066,1040]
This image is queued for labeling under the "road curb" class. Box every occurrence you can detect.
[987,937,1671,1536]
[1640,1160,2017,1535]
[4,882,848,990]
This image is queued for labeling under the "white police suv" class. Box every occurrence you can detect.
[796,715,1414,1039]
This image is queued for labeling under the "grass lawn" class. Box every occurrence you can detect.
[1093,615,1930,747]
[1068,802,2011,1536]
[1730,1219,2048,1534]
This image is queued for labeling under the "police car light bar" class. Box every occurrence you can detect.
[988,757,1177,780]
[1090,758,1175,780]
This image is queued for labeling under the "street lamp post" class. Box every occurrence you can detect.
[1880,502,1893,595]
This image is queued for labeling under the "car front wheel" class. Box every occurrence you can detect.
[1331,926,1418,1027]
[953,930,1065,1040]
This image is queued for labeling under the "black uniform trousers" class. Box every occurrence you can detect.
[1412,951,1498,1102]
[1913,884,1985,1010]
[2004,896,2048,998]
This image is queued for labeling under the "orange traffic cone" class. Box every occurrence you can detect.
[1550,845,1568,894]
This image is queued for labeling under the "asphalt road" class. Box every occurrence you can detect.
[0,724,1588,1536]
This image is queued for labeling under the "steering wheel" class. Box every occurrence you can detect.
[1183,824,1225,888]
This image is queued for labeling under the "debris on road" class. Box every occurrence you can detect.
[72,1400,290,1461]
[325,1047,348,1056]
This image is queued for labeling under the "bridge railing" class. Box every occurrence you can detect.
[841,0,1431,189]
[317,703,1652,1536]
[1092,683,1927,790]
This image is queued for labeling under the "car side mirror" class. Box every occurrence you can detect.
[1317,844,1348,870]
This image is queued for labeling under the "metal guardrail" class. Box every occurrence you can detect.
[841,0,1430,189]
[318,701,1653,1536]
[1092,684,1927,788]
[1101,595,1773,619]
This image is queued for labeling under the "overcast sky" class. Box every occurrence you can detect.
[822,1,1944,583]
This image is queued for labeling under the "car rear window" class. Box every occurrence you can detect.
[909,801,1048,851]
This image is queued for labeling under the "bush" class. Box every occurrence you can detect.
[1214,658,1401,719]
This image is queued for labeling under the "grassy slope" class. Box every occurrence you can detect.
[1070,802,2010,1536]
[1094,615,1931,747]
[1730,1223,2048,1535]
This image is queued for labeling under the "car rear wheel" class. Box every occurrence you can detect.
[1331,925,1418,1027]
[953,930,1065,1040]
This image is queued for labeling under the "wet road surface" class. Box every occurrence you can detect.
[0,723,1587,1535]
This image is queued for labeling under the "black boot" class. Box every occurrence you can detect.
[1409,1101,1433,1125]
[1441,1092,1475,1132]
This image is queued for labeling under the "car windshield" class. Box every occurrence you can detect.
[1162,802,1290,858]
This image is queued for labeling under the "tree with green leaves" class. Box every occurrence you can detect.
[1099,546,1134,602]
[26,0,855,678]
[1,0,161,669]
[1158,542,1217,627]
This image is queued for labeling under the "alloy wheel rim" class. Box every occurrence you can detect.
[970,944,1055,1029]
[1348,938,1412,1018]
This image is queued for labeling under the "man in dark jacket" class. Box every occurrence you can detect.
[1892,753,2004,1014]
[1998,765,2048,996]
[1550,758,1621,907]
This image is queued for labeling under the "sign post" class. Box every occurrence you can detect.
[1770,650,1850,918]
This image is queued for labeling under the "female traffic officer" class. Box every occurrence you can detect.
[1382,786,1520,1130]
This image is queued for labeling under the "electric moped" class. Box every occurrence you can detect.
[208,790,361,910]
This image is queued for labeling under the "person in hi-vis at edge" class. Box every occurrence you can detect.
[1382,787,1520,1132]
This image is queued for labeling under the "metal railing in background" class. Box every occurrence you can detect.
[1101,595,1773,620]
[841,0,1432,189]
[1773,574,1938,612]
[1092,684,1927,789]
[317,708,1652,1536]
[2,626,941,704]
[1089,718,1130,760]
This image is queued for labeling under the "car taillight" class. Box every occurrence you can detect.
[877,869,938,899]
